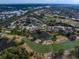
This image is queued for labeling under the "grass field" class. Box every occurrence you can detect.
[22,38,79,53]
[22,38,50,53]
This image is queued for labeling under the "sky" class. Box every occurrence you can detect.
[0,0,79,4]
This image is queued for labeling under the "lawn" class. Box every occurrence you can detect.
[22,38,79,53]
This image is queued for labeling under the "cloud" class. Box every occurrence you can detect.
[52,0,79,4]
[0,0,79,4]
[0,0,53,4]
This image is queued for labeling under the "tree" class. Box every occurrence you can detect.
[21,28,26,36]
[21,28,31,37]
[51,35,57,44]
[0,47,29,59]
[75,46,79,59]
[11,28,18,35]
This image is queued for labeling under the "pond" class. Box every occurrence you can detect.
[32,31,52,40]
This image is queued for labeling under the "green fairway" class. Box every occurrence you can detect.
[51,41,79,53]
[22,38,79,53]
[22,38,50,53]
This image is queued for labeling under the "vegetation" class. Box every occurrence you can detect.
[11,28,20,35]
[0,6,79,59]
[22,38,79,53]
[43,14,56,25]
[51,35,57,43]
[22,38,50,53]
[0,47,29,59]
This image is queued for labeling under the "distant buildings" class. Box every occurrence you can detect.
[47,26,74,33]
[0,10,28,20]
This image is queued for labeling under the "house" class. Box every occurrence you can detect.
[47,26,74,35]
[24,24,39,32]
[41,24,47,30]
[63,27,74,34]
[34,39,42,44]
[47,52,53,59]
[69,35,77,41]
[47,26,65,32]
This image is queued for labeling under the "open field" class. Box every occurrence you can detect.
[22,38,79,53]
